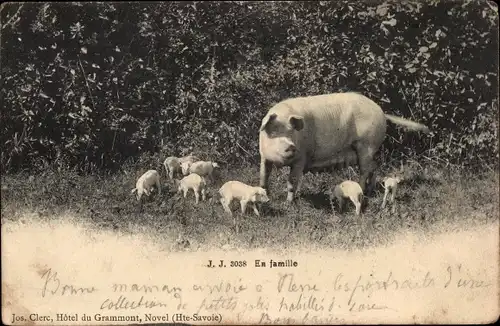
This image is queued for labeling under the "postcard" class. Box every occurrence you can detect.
[2,1,499,325]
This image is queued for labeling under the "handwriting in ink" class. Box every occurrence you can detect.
[277,273,319,293]
[40,268,97,297]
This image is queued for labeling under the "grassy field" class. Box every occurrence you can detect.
[1,158,498,253]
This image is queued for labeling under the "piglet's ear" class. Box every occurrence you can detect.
[289,115,304,131]
[260,113,277,132]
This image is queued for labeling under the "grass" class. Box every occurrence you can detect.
[1,158,498,253]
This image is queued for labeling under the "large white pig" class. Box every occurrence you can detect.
[258,92,430,202]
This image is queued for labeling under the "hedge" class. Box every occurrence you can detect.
[1,1,498,173]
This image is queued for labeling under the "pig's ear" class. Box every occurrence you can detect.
[289,115,304,131]
[260,113,277,132]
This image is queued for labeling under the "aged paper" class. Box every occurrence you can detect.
[2,214,499,325]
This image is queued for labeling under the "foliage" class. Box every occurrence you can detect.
[1,1,498,173]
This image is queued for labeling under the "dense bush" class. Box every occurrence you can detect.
[1,1,498,173]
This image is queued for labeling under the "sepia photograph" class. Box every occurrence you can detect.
[1,1,499,325]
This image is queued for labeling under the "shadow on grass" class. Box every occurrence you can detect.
[397,192,414,203]
[301,192,332,211]
[408,176,443,188]
[261,204,285,217]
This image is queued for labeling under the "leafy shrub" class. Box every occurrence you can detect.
[1,1,498,173]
